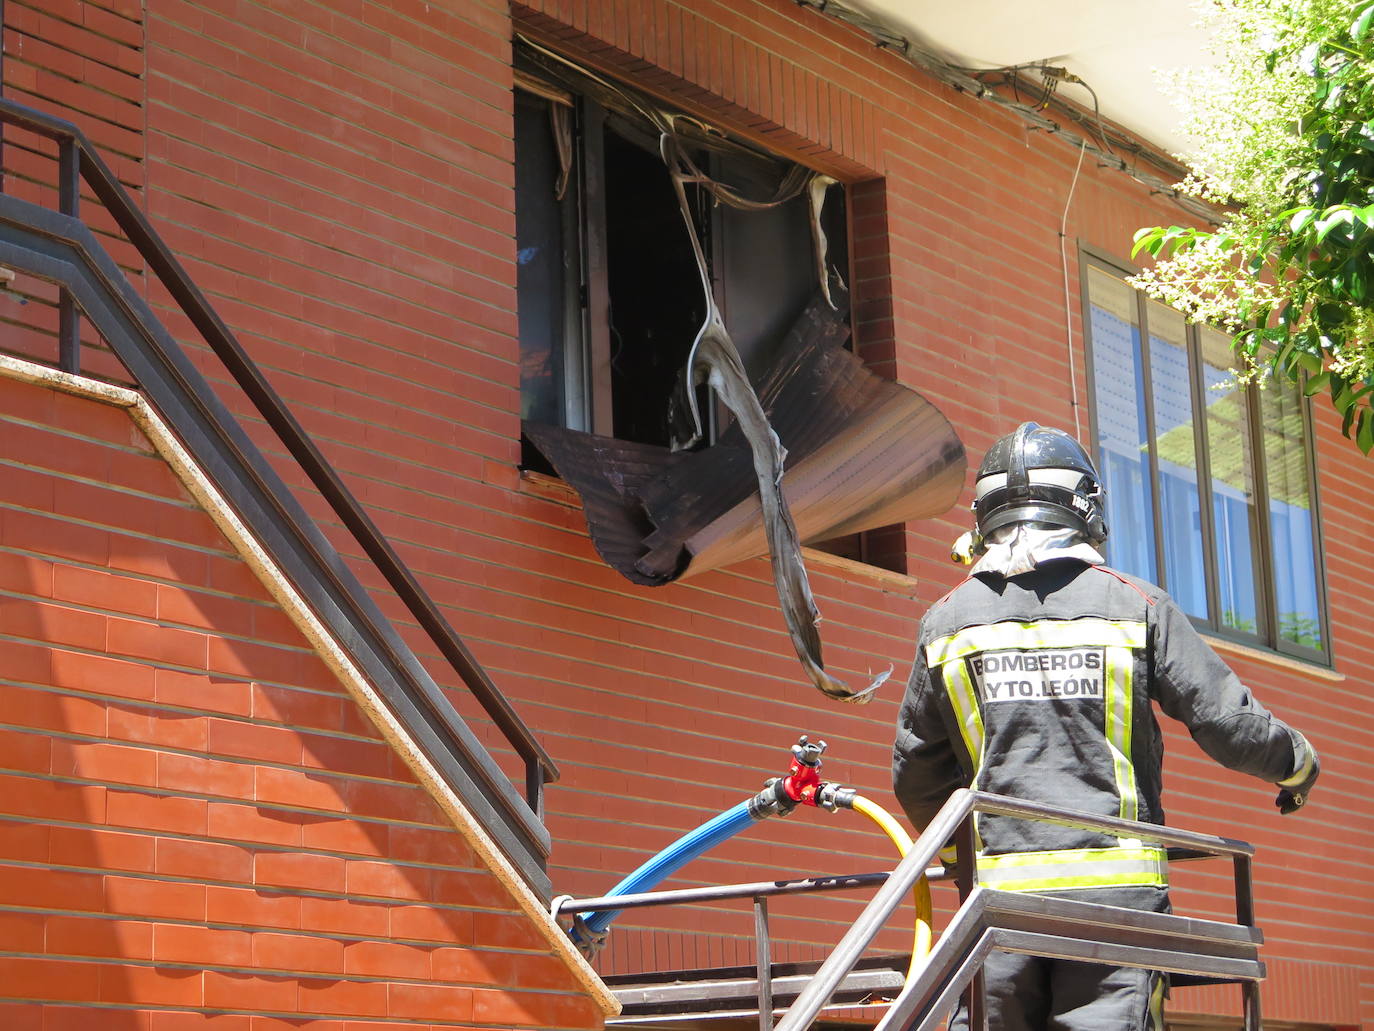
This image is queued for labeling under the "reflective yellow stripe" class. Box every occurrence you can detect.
[977,846,1168,892]
[930,640,986,852]
[1278,732,1315,787]
[925,618,1147,667]
[1104,644,1138,827]
[945,656,985,771]
[1149,973,1166,1031]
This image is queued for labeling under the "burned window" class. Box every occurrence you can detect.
[514,59,846,458]
[510,42,965,702]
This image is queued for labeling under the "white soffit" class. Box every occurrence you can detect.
[841,0,1216,160]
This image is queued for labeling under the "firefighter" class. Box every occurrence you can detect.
[892,422,1320,1031]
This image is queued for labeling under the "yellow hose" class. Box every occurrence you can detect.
[850,794,933,983]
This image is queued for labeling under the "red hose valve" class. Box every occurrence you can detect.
[747,735,830,819]
[781,735,826,807]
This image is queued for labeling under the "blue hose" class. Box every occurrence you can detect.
[577,799,757,940]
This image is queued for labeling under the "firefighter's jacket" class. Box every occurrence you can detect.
[893,557,1308,893]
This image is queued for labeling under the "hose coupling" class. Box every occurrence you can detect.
[748,776,798,820]
[567,913,608,960]
[815,782,857,812]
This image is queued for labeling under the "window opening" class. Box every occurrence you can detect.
[513,43,838,453]
[512,38,967,700]
[603,124,708,446]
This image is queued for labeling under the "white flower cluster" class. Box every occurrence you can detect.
[1132,0,1372,392]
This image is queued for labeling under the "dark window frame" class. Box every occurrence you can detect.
[1080,246,1332,665]
[513,57,853,453]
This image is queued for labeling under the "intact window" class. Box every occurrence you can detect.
[1083,256,1328,662]
[512,60,847,461]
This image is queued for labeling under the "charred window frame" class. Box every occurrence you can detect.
[1082,252,1330,664]
[512,57,850,469]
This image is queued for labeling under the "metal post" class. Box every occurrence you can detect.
[526,763,544,821]
[1232,854,1255,927]
[755,896,773,1031]
[1233,853,1259,1030]
[58,291,79,373]
[57,138,81,372]
[953,815,986,1031]
[1242,980,1262,1031]
[57,139,79,216]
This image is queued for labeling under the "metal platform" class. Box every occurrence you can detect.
[606,953,909,1027]
[563,790,1266,1030]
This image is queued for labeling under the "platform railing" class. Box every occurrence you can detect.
[0,97,558,890]
[561,790,1262,1030]
[780,789,1262,1031]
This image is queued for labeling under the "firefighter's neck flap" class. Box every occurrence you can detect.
[972,522,1104,579]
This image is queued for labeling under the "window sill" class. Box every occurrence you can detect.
[521,471,922,596]
[801,547,921,597]
[1203,634,1344,682]
[519,468,582,508]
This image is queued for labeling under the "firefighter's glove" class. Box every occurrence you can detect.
[1274,734,1319,815]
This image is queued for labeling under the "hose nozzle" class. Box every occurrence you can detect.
[792,735,826,767]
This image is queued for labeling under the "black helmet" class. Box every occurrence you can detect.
[971,422,1107,545]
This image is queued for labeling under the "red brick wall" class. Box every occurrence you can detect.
[6,0,1372,1026]
[0,374,603,1028]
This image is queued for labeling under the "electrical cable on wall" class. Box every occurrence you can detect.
[1060,139,1088,441]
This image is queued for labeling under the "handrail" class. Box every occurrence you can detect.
[0,97,558,804]
[556,869,947,917]
[774,789,1258,1031]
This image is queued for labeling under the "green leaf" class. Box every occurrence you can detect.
[1336,382,1357,413]
[1297,351,1324,375]
[1358,408,1374,454]
[1305,369,1332,395]
[1131,227,1164,259]
[1290,207,1317,234]
[1317,303,1345,327]
[1275,334,1300,374]
[1353,3,1374,41]
[1316,207,1355,242]
[1350,266,1369,301]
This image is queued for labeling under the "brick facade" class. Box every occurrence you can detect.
[0,373,606,1027]
[4,0,1371,1027]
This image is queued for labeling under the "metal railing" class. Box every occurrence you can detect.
[564,790,1262,1030]
[0,98,558,889]
[559,868,947,1027]
[780,789,1262,1031]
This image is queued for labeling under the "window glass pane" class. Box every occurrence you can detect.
[1144,299,1207,618]
[1086,266,1156,583]
[1199,328,1262,636]
[514,92,573,427]
[1260,376,1324,651]
[715,159,818,384]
